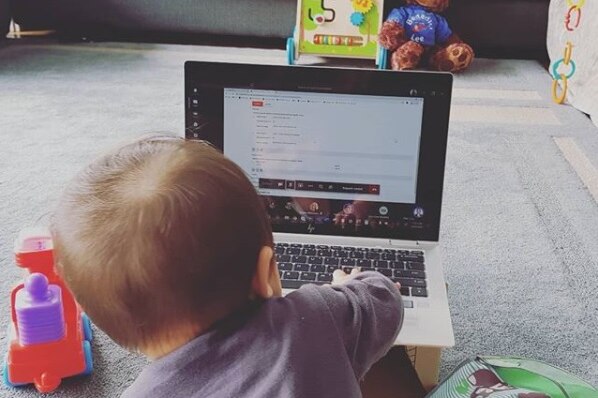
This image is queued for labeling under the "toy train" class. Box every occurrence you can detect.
[3,227,93,393]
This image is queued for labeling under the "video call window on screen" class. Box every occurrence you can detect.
[223,88,424,205]
[219,87,428,235]
[185,61,451,240]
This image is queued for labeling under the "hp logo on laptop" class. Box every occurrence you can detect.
[307,224,316,234]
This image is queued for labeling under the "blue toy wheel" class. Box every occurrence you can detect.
[286,37,295,65]
[3,359,25,388]
[377,47,388,70]
[82,313,93,342]
[2,360,14,388]
[81,341,93,376]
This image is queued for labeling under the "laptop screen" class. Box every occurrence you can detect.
[185,62,452,242]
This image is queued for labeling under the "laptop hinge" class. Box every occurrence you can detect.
[389,239,438,247]
[388,239,420,247]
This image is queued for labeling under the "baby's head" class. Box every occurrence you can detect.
[52,136,280,357]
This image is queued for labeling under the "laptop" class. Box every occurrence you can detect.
[184,61,454,348]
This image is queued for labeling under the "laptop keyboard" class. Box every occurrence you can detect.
[275,243,428,298]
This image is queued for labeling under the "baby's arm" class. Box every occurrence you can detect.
[316,271,404,379]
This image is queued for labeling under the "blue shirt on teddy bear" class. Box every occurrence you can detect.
[387,4,452,47]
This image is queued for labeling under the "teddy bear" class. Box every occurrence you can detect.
[378,0,474,72]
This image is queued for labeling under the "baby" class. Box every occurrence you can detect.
[51,135,405,397]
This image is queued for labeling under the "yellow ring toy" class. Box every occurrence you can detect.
[566,0,585,9]
[563,42,573,65]
[552,74,568,104]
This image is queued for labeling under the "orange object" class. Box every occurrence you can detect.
[563,41,573,65]
[552,74,568,104]
[3,228,93,393]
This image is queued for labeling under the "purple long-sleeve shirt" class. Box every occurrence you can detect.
[121,272,404,397]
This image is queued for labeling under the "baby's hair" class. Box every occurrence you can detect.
[51,135,272,350]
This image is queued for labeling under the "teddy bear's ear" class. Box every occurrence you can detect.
[435,0,450,12]
[414,0,450,13]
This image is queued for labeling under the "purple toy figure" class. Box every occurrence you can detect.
[15,273,65,346]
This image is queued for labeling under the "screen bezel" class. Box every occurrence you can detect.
[185,61,452,242]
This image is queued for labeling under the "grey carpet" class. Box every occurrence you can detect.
[1,40,597,397]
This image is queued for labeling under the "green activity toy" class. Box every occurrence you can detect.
[286,0,388,69]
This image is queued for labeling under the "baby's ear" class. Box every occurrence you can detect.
[251,246,275,299]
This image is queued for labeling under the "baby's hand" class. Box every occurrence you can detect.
[332,267,361,285]
[331,268,401,290]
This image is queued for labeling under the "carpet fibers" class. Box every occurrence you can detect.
[1,40,597,397]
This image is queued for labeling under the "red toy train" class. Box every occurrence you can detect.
[3,227,93,393]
